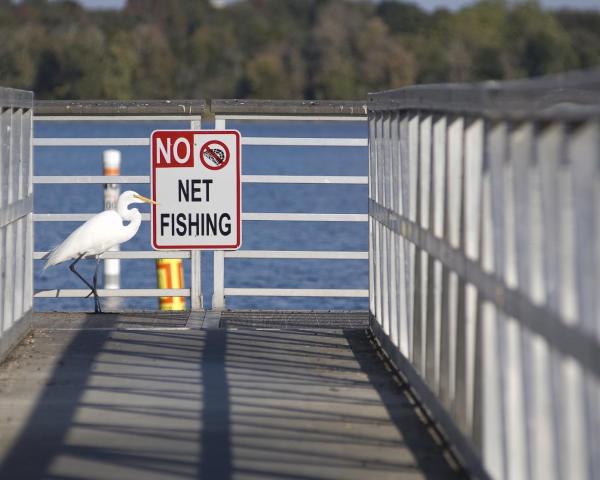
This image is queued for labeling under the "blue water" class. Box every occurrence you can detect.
[34,119,369,311]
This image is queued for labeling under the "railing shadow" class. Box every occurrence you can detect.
[344,329,467,479]
[199,329,231,479]
[0,314,117,479]
[0,314,464,479]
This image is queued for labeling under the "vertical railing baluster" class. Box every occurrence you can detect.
[190,118,203,311]
[381,113,390,336]
[373,112,382,324]
[503,121,529,480]
[376,113,386,332]
[386,113,395,340]
[566,121,598,480]
[211,116,227,310]
[538,122,563,480]
[487,120,509,478]
[475,120,498,474]
[557,123,586,480]
[368,114,376,317]
[413,113,431,374]
[22,108,33,315]
[398,113,410,356]
[428,115,446,394]
[406,113,419,361]
[440,115,463,412]
[388,112,399,347]
[527,122,557,480]
[13,108,24,322]
[2,108,14,331]
[460,117,483,437]
[0,108,4,330]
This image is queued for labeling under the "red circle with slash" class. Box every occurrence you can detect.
[200,140,230,171]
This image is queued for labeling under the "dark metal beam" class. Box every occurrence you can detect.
[34,99,208,116]
[210,99,367,116]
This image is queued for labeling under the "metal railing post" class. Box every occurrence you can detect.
[190,118,203,311]
[212,250,225,310]
[190,251,202,311]
[211,116,227,310]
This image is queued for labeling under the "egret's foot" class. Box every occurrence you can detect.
[94,299,103,314]
[91,289,102,313]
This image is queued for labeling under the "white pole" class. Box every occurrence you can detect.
[103,150,121,292]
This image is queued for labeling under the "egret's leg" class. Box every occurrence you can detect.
[69,254,94,291]
[69,254,98,312]
[93,256,102,313]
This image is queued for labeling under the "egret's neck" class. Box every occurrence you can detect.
[117,198,142,238]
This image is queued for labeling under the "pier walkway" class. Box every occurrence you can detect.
[2,70,600,479]
[0,312,463,480]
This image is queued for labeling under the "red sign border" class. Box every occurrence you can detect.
[150,129,242,251]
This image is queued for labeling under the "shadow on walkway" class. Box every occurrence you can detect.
[0,313,465,479]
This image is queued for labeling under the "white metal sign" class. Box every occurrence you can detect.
[151,130,241,250]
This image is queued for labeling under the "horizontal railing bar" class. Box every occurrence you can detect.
[369,198,600,378]
[242,137,367,147]
[32,175,367,185]
[33,136,367,147]
[34,99,367,116]
[34,249,365,261]
[243,213,368,222]
[242,175,368,184]
[34,288,190,298]
[223,288,369,297]
[368,67,600,119]
[224,250,368,259]
[217,115,366,121]
[33,212,368,222]
[34,250,191,260]
[34,175,149,184]
[33,213,149,222]
[35,115,202,122]
[33,138,149,146]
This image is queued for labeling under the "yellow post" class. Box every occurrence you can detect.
[156,259,186,311]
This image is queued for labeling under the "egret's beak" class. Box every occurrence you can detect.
[134,193,159,206]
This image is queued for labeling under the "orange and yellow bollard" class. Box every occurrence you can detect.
[156,258,186,310]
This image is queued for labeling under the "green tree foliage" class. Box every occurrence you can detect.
[0,0,598,99]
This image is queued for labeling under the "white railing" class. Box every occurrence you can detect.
[32,100,369,310]
[0,86,33,361]
[209,101,368,308]
[368,69,600,479]
[32,101,204,309]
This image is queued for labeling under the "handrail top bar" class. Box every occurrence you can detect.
[211,99,368,116]
[0,86,33,109]
[33,99,368,117]
[34,99,208,116]
[369,67,600,119]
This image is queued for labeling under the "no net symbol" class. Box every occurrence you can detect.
[200,140,230,170]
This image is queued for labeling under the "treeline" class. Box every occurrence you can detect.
[0,0,599,100]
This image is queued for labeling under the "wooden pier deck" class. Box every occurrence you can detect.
[0,312,465,480]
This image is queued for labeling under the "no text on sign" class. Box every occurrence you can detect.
[151,130,241,250]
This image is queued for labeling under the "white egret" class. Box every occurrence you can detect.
[44,190,157,313]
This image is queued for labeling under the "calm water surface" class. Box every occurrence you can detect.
[34,120,368,311]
